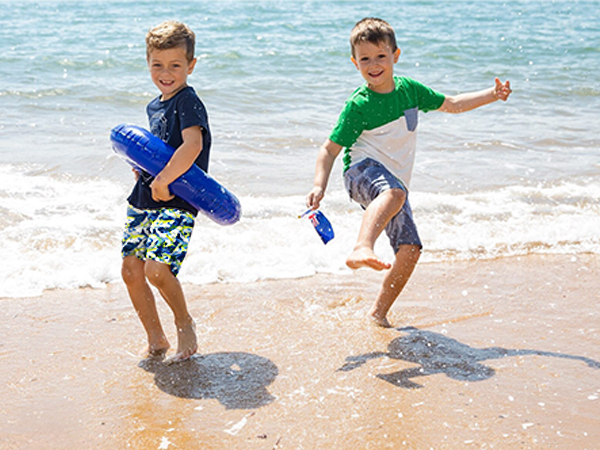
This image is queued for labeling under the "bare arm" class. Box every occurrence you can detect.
[150,125,204,202]
[306,139,343,210]
[438,78,512,114]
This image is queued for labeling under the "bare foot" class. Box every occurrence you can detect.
[368,314,393,328]
[346,247,391,271]
[145,345,169,359]
[164,320,198,365]
[143,338,170,359]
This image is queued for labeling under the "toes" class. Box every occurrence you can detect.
[164,347,198,365]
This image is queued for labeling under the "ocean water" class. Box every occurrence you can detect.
[1,0,599,297]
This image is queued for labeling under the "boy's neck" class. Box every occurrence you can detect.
[366,76,396,94]
[161,83,188,101]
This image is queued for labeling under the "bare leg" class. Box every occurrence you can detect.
[346,188,406,271]
[122,256,170,357]
[145,260,198,364]
[368,244,421,327]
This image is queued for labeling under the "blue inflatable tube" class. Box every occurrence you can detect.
[110,124,241,226]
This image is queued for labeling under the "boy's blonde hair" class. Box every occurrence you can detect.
[350,18,398,58]
[146,21,196,62]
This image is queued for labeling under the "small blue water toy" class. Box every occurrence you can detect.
[301,209,335,244]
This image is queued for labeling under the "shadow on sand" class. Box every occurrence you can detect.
[339,326,600,389]
[139,351,278,409]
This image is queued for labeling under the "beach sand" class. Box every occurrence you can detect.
[1,254,599,449]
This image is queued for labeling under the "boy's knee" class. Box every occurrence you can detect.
[121,256,144,285]
[407,245,421,264]
[378,187,406,209]
[411,247,421,263]
[397,245,421,264]
[389,187,407,205]
[144,260,174,287]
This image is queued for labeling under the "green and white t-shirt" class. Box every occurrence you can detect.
[330,76,445,188]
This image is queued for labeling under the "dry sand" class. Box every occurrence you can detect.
[1,254,599,449]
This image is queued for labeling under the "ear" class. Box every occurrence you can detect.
[188,58,197,74]
[393,48,401,63]
[351,55,359,70]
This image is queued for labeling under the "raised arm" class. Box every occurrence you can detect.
[150,125,204,202]
[306,139,343,210]
[438,78,512,114]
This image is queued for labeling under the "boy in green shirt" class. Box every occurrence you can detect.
[306,17,512,327]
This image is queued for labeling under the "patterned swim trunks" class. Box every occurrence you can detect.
[122,205,195,276]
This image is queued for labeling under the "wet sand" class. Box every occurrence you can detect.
[1,254,599,449]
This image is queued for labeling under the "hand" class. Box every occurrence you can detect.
[132,168,140,181]
[493,77,512,101]
[150,177,174,202]
[306,186,324,210]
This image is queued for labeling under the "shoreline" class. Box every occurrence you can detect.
[1,254,599,449]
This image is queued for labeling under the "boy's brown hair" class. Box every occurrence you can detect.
[350,18,398,58]
[146,21,196,62]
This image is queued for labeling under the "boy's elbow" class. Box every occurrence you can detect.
[322,139,343,159]
[439,97,462,114]
[181,126,204,154]
[188,139,203,159]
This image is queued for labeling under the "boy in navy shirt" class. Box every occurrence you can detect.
[122,21,211,363]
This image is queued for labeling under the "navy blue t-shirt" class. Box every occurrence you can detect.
[127,86,212,215]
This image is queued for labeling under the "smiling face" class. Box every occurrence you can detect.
[148,46,197,101]
[351,40,400,94]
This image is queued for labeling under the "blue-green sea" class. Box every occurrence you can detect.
[1,0,599,297]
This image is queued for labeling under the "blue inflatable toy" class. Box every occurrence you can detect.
[301,209,335,244]
[110,124,241,226]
